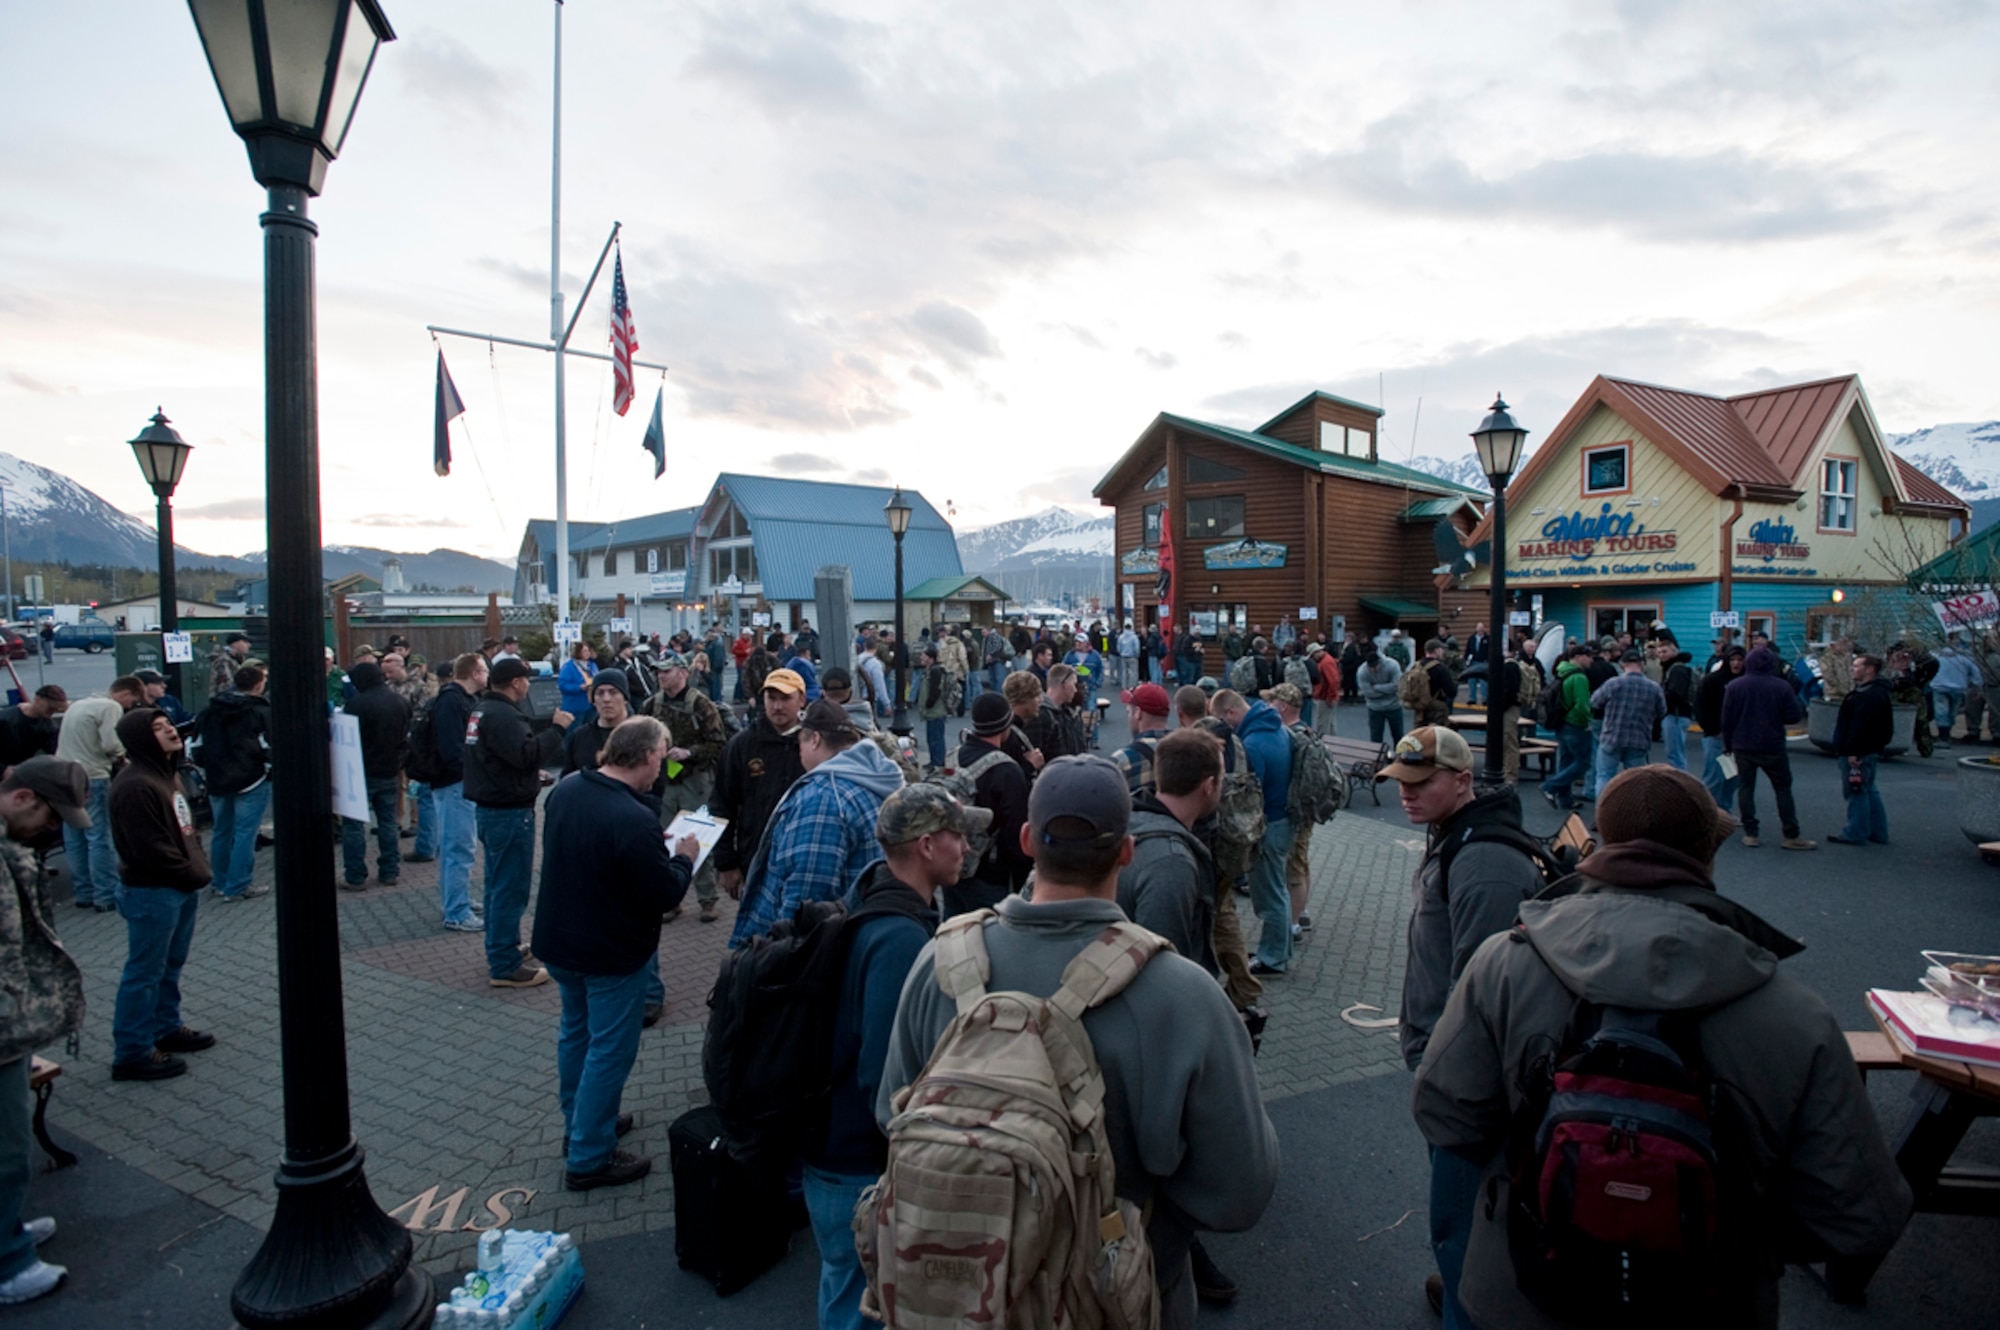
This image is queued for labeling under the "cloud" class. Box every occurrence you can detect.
[908,300,1002,372]
[354,513,469,529]
[1051,323,1105,351]
[177,497,267,521]
[769,451,841,472]
[1135,347,1179,371]
[686,4,877,117]
[850,467,890,483]
[392,31,530,126]
[7,371,71,395]
[1012,464,1106,509]
[1216,331,1249,350]
[908,365,942,388]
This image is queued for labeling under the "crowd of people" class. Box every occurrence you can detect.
[0,608,1961,1318]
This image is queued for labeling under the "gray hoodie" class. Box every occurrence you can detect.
[879,896,1278,1330]
[1412,845,1911,1329]
[1357,655,1403,713]
[1115,801,1217,976]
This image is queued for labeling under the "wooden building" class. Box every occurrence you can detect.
[1094,390,1489,673]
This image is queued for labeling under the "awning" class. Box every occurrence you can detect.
[1358,594,1439,622]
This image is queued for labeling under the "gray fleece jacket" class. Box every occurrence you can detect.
[878,895,1278,1330]
[1412,843,1911,1330]
[1115,800,1218,977]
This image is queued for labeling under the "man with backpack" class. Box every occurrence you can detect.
[916,644,952,769]
[195,664,271,902]
[1379,725,1553,1327]
[1358,643,1406,745]
[1110,682,1173,795]
[339,662,410,891]
[1180,687,1265,1016]
[870,755,1279,1330]
[1414,638,1457,728]
[1412,764,1911,1329]
[945,695,1034,917]
[1215,688,1293,977]
[1263,684,1337,943]
[1540,644,1596,812]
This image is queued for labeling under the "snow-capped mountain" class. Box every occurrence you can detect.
[1886,422,2000,500]
[0,452,238,569]
[235,544,513,592]
[1402,454,1502,493]
[955,506,1114,572]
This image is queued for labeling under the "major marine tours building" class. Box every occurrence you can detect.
[513,473,977,638]
[1462,373,1968,650]
[1093,389,1491,672]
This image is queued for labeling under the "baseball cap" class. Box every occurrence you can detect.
[225,632,251,646]
[10,756,91,828]
[1620,647,1644,664]
[799,698,859,736]
[763,668,806,696]
[1261,682,1304,708]
[1375,726,1475,784]
[1120,682,1171,715]
[490,658,535,685]
[1028,755,1131,848]
[653,651,690,671]
[877,783,994,846]
[132,669,166,686]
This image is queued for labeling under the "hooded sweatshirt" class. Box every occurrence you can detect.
[1412,841,1911,1330]
[1720,647,1803,755]
[343,661,410,780]
[729,737,907,947]
[1115,795,1218,975]
[1235,700,1293,821]
[108,707,211,891]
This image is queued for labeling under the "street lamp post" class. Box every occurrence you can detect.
[884,487,912,738]
[129,410,194,699]
[185,4,430,1328]
[1472,394,1530,790]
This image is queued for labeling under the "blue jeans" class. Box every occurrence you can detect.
[545,961,649,1173]
[1299,697,1315,727]
[1594,743,1649,792]
[209,781,272,897]
[61,776,116,907]
[803,1164,873,1330]
[475,805,537,977]
[1934,688,1964,740]
[1663,715,1691,771]
[1701,735,1738,810]
[1840,754,1889,843]
[1580,719,1604,797]
[434,781,480,924]
[0,1057,34,1280]
[1250,816,1294,971]
[409,780,438,858]
[112,886,200,1065]
[341,775,402,883]
[989,661,1008,695]
[1546,726,1594,805]
[1367,708,1405,745]
[926,717,948,768]
[1466,677,1487,705]
[1430,1145,1483,1330]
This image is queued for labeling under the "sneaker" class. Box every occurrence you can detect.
[699,900,720,923]
[378,876,399,887]
[339,879,368,892]
[1827,833,1864,846]
[404,853,436,863]
[442,916,484,933]
[156,1026,217,1054]
[1741,834,1760,848]
[0,1259,65,1305]
[112,1050,188,1082]
[1189,1238,1238,1305]
[1781,837,1818,851]
[489,966,549,988]
[1247,959,1286,977]
[1296,913,1313,932]
[220,885,272,902]
[71,898,97,910]
[520,947,537,966]
[1425,1272,1444,1316]
[94,902,117,914]
[23,1217,54,1247]
[564,1150,652,1192]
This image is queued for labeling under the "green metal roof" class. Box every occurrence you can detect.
[906,574,1010,601]
[1400,496,1481,523]
[1254,389,1386,433]
[1907,521,2000,589]
[1151,414,1488,497]
[1358,594,1440,621]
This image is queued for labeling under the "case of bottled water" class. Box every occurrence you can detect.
[429,1229,583,1328]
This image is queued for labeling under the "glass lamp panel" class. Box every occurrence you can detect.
[129,441,161,487]
[321,6,380,153]
[263,0,342,129]
[189,0,265,126]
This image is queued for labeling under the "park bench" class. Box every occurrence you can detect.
[1322,736,1391,807]
[29,1056,75,1170]
[1551,813,1595,863]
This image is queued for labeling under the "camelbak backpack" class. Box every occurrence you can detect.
[1227,654,1258,695]
[918,749,1014,880]
[855,913,1164,1330]
[1397,662,1434,712]
[1285,723,1342,824]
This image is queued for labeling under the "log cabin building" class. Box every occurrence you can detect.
[1094,389,1490,675]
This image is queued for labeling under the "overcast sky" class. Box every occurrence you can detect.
[3,0,1996,561]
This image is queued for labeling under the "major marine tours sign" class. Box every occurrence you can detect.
[1120,547,1160,577]
[1202,539,1289,571]
[1735,517,1811,562]
[1513,503,1693,580]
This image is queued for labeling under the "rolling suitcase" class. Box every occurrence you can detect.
[668,1104,790,1295]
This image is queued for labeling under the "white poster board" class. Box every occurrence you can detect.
[1509,611,1532,627]
[1709,610,1740,629]
[1122,582,1135,612]
[664,809,730,873]
[1933,590,2000,632]
[162,631,193,663]
[751,611,772,627]
[553,620,582,646]
[329,712,369,821]
[1298,606,1318,621]
[608,617,635,636]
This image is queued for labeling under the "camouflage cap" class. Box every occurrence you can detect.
[877,783,994,847]
[10,756,90,828]
[1260,682,1304,708]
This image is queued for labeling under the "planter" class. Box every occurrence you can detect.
[1956,755,2000,844]
[1807,698,1915,758]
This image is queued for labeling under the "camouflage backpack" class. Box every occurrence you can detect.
[1227,653,1258,694]
[1397,659,1434,712]
[917,749,1013,880]
[1285,722,1343,825]
[1208,731,1266,882]
[854,912,1163,1330]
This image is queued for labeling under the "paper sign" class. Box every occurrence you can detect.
[609,617,635,636]
[329,713,369,821]
[1299,606,1318,621]
[1509,611,1532,627]
[162,631,193,663]
[751,612,772,627]
[1122,582,1135,611]
[553,620,582,646]
[1709,610,1740,629]
[665,809,729,873]
[1933,590,2000,632]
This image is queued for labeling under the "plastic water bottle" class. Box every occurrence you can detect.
[477,1230,505,1272]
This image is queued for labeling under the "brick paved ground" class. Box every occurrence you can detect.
[44,795,1421,1277]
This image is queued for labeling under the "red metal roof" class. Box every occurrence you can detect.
[1603,378,1793,489]
[1728,376,1854,479]
[1895,455,1963,508]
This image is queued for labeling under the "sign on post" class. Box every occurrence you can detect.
[329,713,369,821]
[1709,610,1741,630]
[552,620,582,647]
[161,632,193,663]
[608,617,635,636]
[1933,590,2000,632]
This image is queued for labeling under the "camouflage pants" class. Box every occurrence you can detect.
[658,770,718,905]
[1214,884,1263,1010]
[1285,820,1314,923]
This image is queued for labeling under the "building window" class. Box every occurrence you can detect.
[1582,444,1630,496]
[1143,466,1167,491]
[1184,496,1245,540]
[669,542,688,570]
[1319,422,1373,459]
[527,560,545,587]
[710,545,758,584]
[646,548,659,574]
[1588,602,1660,642]
[1142,503,1163,544]
[1819,458,1858,532]
[1184,453,1244,484]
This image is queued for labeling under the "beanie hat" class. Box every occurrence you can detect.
[591,667,631,702]
[970,692,1013,736]
[1596,764,1736,862]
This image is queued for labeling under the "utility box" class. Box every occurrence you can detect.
[814,566,854,675]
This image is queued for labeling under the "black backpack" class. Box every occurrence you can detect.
[1535,670,1570,732]
[404,696,449,785]
[1501,987,1741,1324]
[1434,822,1575,891]
[702,888,928,1166]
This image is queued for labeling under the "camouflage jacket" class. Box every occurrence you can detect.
[644,684,728,777]
[0,839,84,1063]
[390,674,437,714]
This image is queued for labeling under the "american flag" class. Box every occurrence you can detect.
[610,249,638,416]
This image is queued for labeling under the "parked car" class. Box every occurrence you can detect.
[0,629,26,661]
[52,621,114,654]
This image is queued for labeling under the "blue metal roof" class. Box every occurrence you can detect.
[747,520,963,601]
[715,474,953,531]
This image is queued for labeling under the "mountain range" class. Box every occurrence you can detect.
[953,506,1115,604]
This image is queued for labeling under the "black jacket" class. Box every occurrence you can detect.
[194,690,271,796]
[430,681,478,788]
[707,713,805,875]
[343,662,410,780]
[956,736,1031,890]
[108,708,211,892]
[1663,652,1697,719]
[0,707,57,768]
[1020,698,1082,763]
[530,769,692,975]
[1584,657,1617,693]
[1696,660,1739,734]
[1423,659,1456,709]
[1833,677,1895,757]
[463,690,566,808]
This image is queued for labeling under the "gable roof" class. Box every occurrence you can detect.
[714,473,953,531]
[710,474,961,601]
[905,574,1010,601]
[1253,388,1386,435]
[1095,408,1486,501]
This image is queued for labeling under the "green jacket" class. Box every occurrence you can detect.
[0,839,84,1065]
[917,664,952,721]
[1552,660,1593,729]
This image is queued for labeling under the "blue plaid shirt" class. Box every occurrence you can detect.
[1593,670,1667,752]
[729,747,899,947]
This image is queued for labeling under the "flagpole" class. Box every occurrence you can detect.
[551,0,569,622]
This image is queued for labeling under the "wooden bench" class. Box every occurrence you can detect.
[28,1057,76,1170]
[1322,736,1391,807]
[1552,813,1596,862]
[1462,735,1558,778]
[1845,1030,1903,1081]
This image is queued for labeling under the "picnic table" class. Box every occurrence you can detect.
[1447,711,1557,778]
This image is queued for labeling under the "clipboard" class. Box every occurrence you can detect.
[665,809,729,873]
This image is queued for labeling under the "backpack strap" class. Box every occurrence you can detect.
[931,909,995,1015]
[960,748,1013,783]
[1050,921,1168,1024]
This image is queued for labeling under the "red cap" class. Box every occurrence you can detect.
[1120,682,1172,715]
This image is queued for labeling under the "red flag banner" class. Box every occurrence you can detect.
[1156,504,1174,653]
[610,248,638,416]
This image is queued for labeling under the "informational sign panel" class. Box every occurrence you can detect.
[608,617,635,636]
[1190,611,1219,636]
[553,620,582,646]
[649,571,687,596]
[162,631,193,663]
[329,713,369,821]
[1709,610,1740,629]
[1122,583,1135,612]
[1298,606,1318,621]
[1509,611,1532,627]
[1933,590,2000,632]
[751,611,772,627]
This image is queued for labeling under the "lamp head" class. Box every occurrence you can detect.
[1470,392,1530,486]
[128,409,194,498]
[883,486,913,537]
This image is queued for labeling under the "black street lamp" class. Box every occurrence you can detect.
[129,409,194,700]
[884,486,912,738]
[1472,394,1531,790]
[185,4,429,1328]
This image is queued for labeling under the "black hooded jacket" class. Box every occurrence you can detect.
[343,662,410,780]
[194,689,271,796]
[108,707,211,891]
